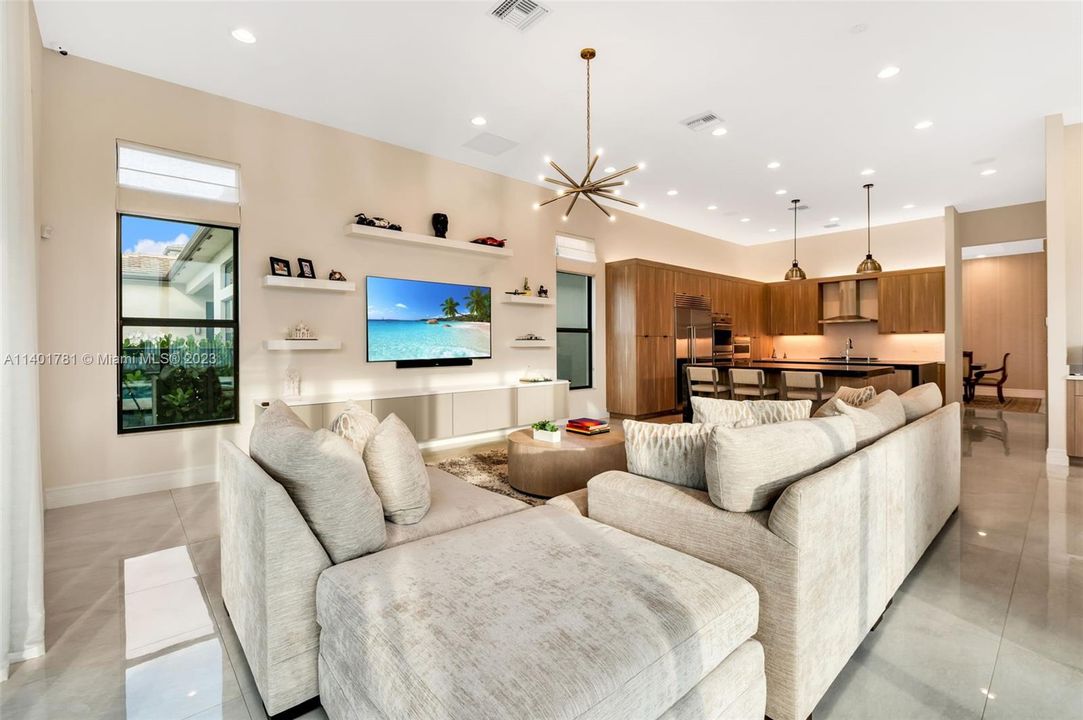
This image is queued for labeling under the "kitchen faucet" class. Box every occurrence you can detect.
[843,337,853,362]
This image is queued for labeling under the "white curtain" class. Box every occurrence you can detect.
[0,0,45,682]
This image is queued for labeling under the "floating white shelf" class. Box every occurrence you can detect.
[344,224,513,258]
[262,275,356,292]
[500,295,554,306]
[509,340,553,349]
[263,338,342,351]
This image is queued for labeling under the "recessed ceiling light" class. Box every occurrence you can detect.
[902,203,916,209]
[667,189,678,196]
[637,202,647,209]
[829,217,840,222]
[860,168,875,176]
[740,217,751,223]
[850,23,869,34]
[767,161,781,170]
[707,204,718,210]
[981,168,998,176]
[471,116,487,126]
[775,189,787,195]
[914,120,933,130]
[603,166,616,174]
[711,127,728,136]
[768,228,777,233]
[877,65,900,79]
[231,28,256,44]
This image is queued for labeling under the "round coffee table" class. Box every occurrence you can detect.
[507,428,627,498]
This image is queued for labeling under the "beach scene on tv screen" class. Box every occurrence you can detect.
[367,277,492,361]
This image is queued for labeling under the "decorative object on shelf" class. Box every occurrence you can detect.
[520,370,553,383]
[270,256,292,277]
[431,213,448,239]
[856,183,883,274]
[536,285,549,298]
[471,236,507,248]
[354,212,402,231]
[522,277,532,295]
[328,269,348,281]
[515,333,547,342]
[283,366,301,397]
[531,420,561,444]
[286,322,316,340]
[505,289,526,296]
[297,257,316,279]
[535,48,643,221]
[784,199,807,281]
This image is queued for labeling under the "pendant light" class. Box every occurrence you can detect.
[784,199,807,281]
[856,183,883,273]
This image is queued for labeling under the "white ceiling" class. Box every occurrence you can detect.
[34,1,1082,246]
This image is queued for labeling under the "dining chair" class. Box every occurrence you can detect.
[973,352,1011,403]
[962,351,976,402]
[729,368,780,399]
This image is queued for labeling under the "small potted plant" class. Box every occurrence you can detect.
[531,420,561,443]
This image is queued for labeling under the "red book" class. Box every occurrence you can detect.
[567,417,606,429]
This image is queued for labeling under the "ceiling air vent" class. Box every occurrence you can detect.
[823,223,841,229]
[680,111,723,132]
[489,0,550,31]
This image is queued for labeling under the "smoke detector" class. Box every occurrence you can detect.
[489,0,550,31]
[680,111,723,132]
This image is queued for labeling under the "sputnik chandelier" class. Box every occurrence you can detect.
[533,48,643,222]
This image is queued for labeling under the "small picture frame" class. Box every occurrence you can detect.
[269,257,291,277]
[297,258,316,279]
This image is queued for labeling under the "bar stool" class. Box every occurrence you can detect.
[780,371,833,402]
[728,368,780,399]
[686,366,730,399]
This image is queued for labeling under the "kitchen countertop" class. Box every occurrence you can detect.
[694,361,895,378]
[755,357,942,367]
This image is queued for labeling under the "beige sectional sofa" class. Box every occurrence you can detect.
[559,397,960,720]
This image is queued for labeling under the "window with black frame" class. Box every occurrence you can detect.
[117,214,238,432]
[556,271,593,390]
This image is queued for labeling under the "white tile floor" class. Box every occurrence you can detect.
[1,409,1079,719]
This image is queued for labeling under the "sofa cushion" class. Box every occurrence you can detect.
[624,420,714,490]
[899,382,943,423]
[814,384,876,417]
[704,416,857,512]
[745,399,812,425]
[383,467,527,548]
[317,506,759,720]
[249,401,385,563]
[363,413,431,525]
[330,402,381,454]
[837,389,906,448]
[690,396,757,427]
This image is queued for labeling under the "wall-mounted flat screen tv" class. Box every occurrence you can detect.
[366,276,492,363]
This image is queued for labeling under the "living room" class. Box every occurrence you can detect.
[1,2,1080,719]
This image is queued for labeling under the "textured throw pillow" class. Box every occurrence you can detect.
[624,420,714,490]
[690,397,756,427]
[835,390,907,448]
[249,401,386,563]
[704,415,857,512]
[899,383,943,423]
[363,414,431,524]
[331,402,381,454]
[744,399,812,425]
[814,384,877,417]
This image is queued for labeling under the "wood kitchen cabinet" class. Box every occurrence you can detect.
[878,269,945,334]
[767,283,795,336]
[635,336,675,416]
[711,277,737,318]
[765,281,822,336]
[634,264,674,337]
[675,271,711,300]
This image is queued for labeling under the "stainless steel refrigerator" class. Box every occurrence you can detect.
[674,296,713,408]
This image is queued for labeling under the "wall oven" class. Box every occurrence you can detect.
[712,314,734,362]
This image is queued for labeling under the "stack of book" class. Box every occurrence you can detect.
[566,418,610,436]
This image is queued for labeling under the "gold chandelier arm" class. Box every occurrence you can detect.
[543,177,577,189]
[565,191,582,218]
[592,164,640,185]
[589,180,628,190]
[582,192,612,218]
[549,160,579,187]
[537,192,577,208]
[595,190,640,208]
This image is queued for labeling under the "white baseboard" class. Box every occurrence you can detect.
[1046,448,1070,468]
[973,386,1046,399]
[45,464,216,509]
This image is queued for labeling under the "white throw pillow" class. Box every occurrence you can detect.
[624,420,714,490]
[836,390,906,448]
[704,416,857,512]
[814,384,877,417]
[249,401,386,563]
[363,413,432,524]
[744,399,812,425]
[331,402,381,454]
[899,383,943,423]
[690,397,756,427]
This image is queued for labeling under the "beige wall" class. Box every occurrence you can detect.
[1065,123,1083,363]
[957,201,1046,247]
[37,53,756,493]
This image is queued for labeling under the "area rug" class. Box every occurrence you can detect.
[430,449,545,506]
[964,395,1042,414]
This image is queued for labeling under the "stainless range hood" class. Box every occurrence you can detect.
[819,280,877,324]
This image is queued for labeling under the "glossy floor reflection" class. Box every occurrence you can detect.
[2,410,1079,719]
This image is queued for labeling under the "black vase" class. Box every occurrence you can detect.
[432,213,449,239]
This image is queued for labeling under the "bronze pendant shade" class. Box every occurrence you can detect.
[856,183,883,274]
[784,199,807,281]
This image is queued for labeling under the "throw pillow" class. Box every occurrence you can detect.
[744,399,812,425]
[835,390,906,448]
[249,400,386,563]
[704,415,857,512]
[331,402,381,454]
[363,413,432,524]
[690,396,756,427]
[624,420,714,490]
[899,383,943,423]
[814,384,877,417]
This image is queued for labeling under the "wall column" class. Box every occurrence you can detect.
[944,206,963,405]
[1045,114,1069,467]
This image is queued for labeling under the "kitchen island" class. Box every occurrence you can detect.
[689,360,898,401]
[754,357,942,393]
